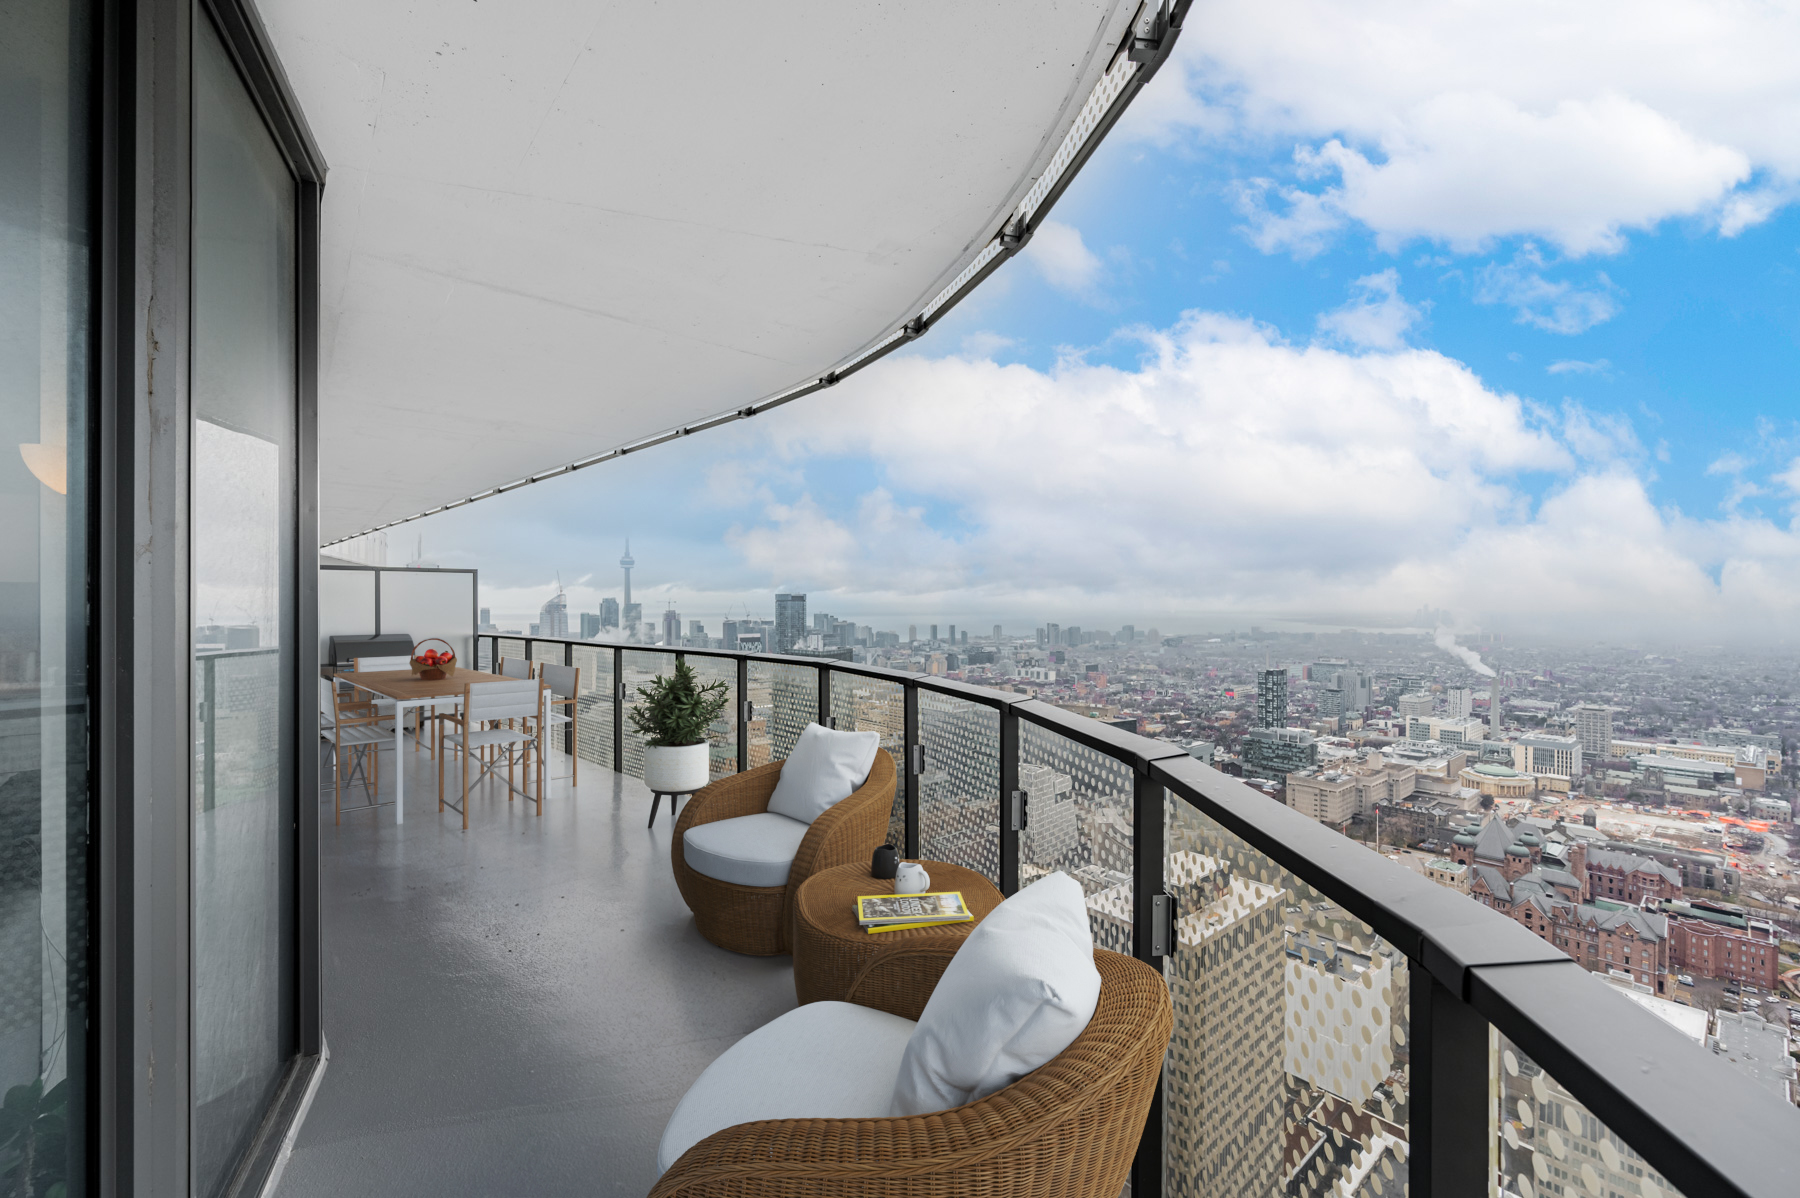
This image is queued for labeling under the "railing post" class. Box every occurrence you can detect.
[817,664,832,728]
[736,656,749,773]
[999,704,1020,896]
[1411,975,1489,1198]
[1129,768,1166,1198]
[612,646,623,774]
[564,640,574,757]
[903,683,920,858]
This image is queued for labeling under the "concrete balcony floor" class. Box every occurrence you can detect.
[277,741,795,1197]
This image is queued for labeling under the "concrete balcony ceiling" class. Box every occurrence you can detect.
[258,0,1140,544]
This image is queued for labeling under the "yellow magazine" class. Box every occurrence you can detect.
[867,916,974,934]
[856,890,972,928]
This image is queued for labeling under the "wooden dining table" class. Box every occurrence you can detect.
[331,667,508,823]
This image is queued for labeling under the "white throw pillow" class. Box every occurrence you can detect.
[889,871,1101,1116]
[765,722,881,825]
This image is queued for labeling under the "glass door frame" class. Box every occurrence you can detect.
[90,0,325,1193]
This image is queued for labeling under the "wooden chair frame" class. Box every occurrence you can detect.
[436,677,547,830]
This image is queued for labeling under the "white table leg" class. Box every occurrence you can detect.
[394,698,410,823]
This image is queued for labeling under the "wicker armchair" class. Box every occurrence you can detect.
[672,751,896,956]
[649,946,1172,1197]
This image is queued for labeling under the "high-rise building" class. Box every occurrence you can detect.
[624,602,642,631]
[907,624,917,644]
[1163,850,1287,1197]
[599,597,620,628]
[1489,680,1503,739]
[688,619,705,642]
[1397,692,1434,720]
[579,612,601,638]
[775,593,807,653]
[1514,733,1581,782]
[1045,622,1060,646]
[1255,668,1287,729]
[947,624,956,645]
[1065,625,1081,646]
[1571,702,1614,761]
[993,624,1002,641]
[619,540,635,614]
[929,624,938,642]
[538,585,569,639]
[1241,727,1316,780]
[661,608,681,646]
[479,606,491,626]
[1446,686,1473,719]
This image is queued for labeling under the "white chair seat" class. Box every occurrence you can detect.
[656,1001,916,1176]
[681,812,808,888]
[543,712,573,727]
[443,726,534,751]
[331,724,391,748]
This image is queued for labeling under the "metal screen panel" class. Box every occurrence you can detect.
[830,672,906,848]
[746,661,817,767]
[1496,1033,1688,1198]
[495,637,525,673]
[685,655,739,782]
[1162,795,1412,1198]
[917,691,1000,884]
[1019,721,1133,954]
[571,645,614,775]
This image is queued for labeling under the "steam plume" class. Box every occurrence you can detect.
[1434,626,1495,677]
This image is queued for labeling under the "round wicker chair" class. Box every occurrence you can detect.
[649,945,1172,1197]
[671,751,897,956]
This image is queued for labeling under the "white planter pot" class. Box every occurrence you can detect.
[642,742,711,793]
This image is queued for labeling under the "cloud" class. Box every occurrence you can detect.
[1140,0,1800,255]
[1707,451,1750,476]
[960,331,1017,358]
[1473,248,1621,333]
[1546,358,1610,375]
[1023,220,1103,298]
[700,310,1800,637]
[1316,269,1423,349]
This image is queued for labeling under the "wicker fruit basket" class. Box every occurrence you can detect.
[410,638,457,681]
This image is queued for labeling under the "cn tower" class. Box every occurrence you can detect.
[620,539,634,611]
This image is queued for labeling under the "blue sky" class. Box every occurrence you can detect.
[398,2,1800,642]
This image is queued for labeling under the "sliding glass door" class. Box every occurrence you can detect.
[0,3,91,1196]
[190,11,299,1195]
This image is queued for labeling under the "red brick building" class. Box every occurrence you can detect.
[1663,901,1781,990]
[1579,846,1681,905]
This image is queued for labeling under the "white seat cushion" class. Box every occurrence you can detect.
[889,871,1101,1116]
[443,726,533,750]
[682,812,809,888]
[765,723,881,824]
[657,1001,916,1176]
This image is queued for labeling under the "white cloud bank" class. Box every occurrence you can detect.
[1023,220,1105,298]
[1128,0,1800,257]
[717,312,1800,637]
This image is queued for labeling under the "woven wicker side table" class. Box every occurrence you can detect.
[792,860,1005,1009]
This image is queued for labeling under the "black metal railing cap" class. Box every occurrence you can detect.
[1471,959,1800,1198]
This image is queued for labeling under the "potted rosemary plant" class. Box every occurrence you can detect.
[629,660,730,793]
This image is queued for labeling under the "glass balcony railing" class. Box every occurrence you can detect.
[480,635,1795,1198]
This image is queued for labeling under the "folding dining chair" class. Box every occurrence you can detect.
[320,676,391,824]
[437,677,546,829]
[537,663,580,785]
